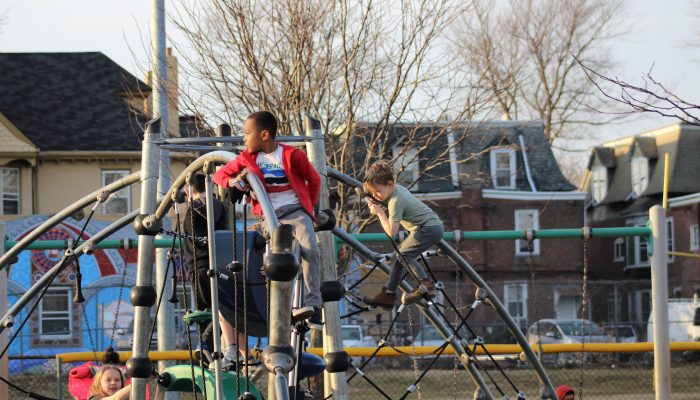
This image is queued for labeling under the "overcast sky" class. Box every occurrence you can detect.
[3,0,700,146]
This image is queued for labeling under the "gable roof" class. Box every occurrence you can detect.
[0,52,150,152]
[584,123,700,206]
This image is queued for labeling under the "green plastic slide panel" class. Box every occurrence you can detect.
[183,310,213,325]
[158,364,262,399]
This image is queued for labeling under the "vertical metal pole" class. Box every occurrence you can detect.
[55,356,62,400]
[650,205,671,400]
[204,170,224,400]
[151,0,175,391]
[0,222,8,400]
[304,116,348,400]
[129,119,161,400]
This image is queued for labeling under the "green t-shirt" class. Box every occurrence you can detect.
[387,185,442,232]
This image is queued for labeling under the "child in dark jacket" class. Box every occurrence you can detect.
[213,111,323,327]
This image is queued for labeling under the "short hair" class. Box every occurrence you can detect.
[190,173,206,193]
[89,365,124,397]
[364,161,395,185]
[247,111,278,138]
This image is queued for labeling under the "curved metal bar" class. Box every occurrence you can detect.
[328,167,556,398]
[0,171,141,270]
[154,150,236,220]
[332,226,495,399]
[437,240,556,399]
[0,209,140,334]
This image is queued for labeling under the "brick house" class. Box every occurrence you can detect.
[346,120,585,341]
[581,123,700,331]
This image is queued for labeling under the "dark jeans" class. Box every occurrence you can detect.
[386,224,444,291]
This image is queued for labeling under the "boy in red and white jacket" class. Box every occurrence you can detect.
[213,111,323,327]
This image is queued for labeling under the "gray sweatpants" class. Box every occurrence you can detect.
[268,208,322,308]
[387,224,444,291]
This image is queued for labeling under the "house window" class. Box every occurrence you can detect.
[392,146,419,189]
[690,224,699,251]
[40,287,72,339]
[591,164,607,203]
[515,209,540,255]
[667,218,674,262]
[490,149,516,189]
[613,238,624,262]
[101,170,131,214]
[1,167,19,215]
[504,282,528,329]
[626,218,649,268]
[630,155,649,197]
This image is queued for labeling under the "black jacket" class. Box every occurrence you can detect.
[182,197,227,271]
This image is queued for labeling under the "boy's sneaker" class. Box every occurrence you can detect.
[308,307,323,330]
[402,278,437,304]
[194,340,213,365]
[363,287,396,309]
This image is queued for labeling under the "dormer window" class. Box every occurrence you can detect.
[591,162,607,203]
[631,155,648,197]
[490,149,516,189]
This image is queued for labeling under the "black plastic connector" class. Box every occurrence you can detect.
[324,351,352,373]
[320,281,345,302]
[263,253,299,281]
[130,286,157,307]
[126,356,153,379]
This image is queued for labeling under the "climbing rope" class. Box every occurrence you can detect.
[109,247,130,348]
[579,230,591,400]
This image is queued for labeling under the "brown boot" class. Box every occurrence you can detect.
[363,287,396,309]
[402,278,437,304]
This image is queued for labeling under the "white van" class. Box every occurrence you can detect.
[646,298,700,342]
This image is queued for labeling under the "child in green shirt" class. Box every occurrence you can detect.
[362,161,444,309]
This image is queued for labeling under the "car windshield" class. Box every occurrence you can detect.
[342,328,361,341]
[558,321,605,336]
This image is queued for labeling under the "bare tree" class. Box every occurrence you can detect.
[170,0,494,229]
[454,0,628,145]
[578,60,700,126]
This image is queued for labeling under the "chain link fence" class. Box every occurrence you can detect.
[6,350,700,399]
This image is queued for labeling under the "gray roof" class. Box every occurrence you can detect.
[585,123,700,206]
[349,120,575,193]
[460,120,576,191]
[0,52,150,151]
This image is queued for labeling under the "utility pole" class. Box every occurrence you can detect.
[150,1,175,397]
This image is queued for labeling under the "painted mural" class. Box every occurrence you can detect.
[5,215,138,373]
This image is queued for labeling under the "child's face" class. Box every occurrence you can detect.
[365,181,395,202]
[563,394,574,400]
[100,369,123,395]
[243,118,270,153]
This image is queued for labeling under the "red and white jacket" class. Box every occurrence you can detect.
[213,144,321,219]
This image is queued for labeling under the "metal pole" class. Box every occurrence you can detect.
[0,222,8,400]
[129,119,161,400]
[150,0,175,391]
[304,115,348,400]
[204,170,224,400]
[650,205,671,400]
[55,356,62,400]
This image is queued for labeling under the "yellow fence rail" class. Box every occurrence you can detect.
[55,342,700,363]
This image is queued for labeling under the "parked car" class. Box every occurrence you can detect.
[341,325,377,348]
[607,323,640,343]
[527,319,613,366]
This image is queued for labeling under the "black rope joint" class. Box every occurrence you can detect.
[320,281,345,302]
[133,214,163,236]
[130,286,157,307]
[263,253,298,281]
[313,209,336,232]
[324,351,352,373]
[125,357,153,379]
